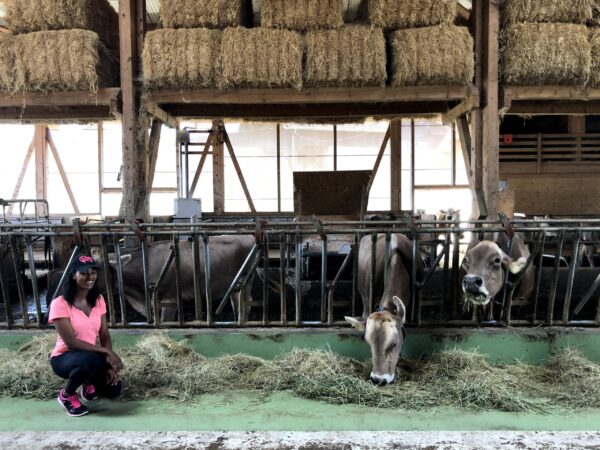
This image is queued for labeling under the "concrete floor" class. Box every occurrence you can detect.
[1,392,600,449]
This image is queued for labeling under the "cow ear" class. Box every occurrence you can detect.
[501,253,527,274]
[345,316,366,332]
[392,296,406,324]
[108,253,132,267]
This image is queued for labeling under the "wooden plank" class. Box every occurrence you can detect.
[189,126,215,195]
[9,140,34,205]
[506,100,600,115]
[212,119,225,214]
[146,119,162,190]
[442,93,480,124]
[223,129,256,213]
[144,101,179,128]
[0,88,121,108]
[504,86,600,102]
[47,131,80,214]
[148,85,477,105]
[390,119,401,213]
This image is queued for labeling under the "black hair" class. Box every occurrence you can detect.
[61,270,101,308]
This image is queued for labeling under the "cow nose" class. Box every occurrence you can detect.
[462,275,483,292]
[370,375,388,386]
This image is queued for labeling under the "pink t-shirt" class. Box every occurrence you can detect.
[48,295,107,358]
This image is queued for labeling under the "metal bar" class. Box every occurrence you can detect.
[215,243,259,315]
[173,235,183,326]
[0,243,14,327]
[547,231,565,325]
[295,232,302,325]
[9,236,28,326]
[532,232,546,323]
[203,234,213,325]
[25,236,42,327]
[369,232,377,314]
[563,231,580,323]
[262,234,269,325]
[327,247,353,326]
[451,228,461,320]
[320,235,327,323]
[384,232,391,286]
[192,230,202,322]
[113,243,128,327]
[100,235,116,326]
[151,247,175,326]
[279,234,287,324]
[140,240,151,323]
[442,232,450,319]
[352,232,359,317]
[500,238,514,321]
[277,124,281,213]
[412,235,420,325]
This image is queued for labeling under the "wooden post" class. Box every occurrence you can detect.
[390,119,401,213]
[34,125,48,216]
[213,119,225,214]
[568,116,585,161]
[118,0,148,220]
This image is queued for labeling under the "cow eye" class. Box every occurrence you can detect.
[492,257,501,266]
[386,342,397,354]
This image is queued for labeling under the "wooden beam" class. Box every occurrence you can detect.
[456,117,487,216]
[212,120,225,214]
[365,126,391,199]
[9,140,34,205]
[46,131,80,214]
[146,119,162,191]
[390,119,401,214]
[189,127,215,196]
[223,127,256,213]
[0,88,121,108]
[144,101,179,128]
[504,101,600,115]
[148,85,477,105]
[34,125,47,216]
[442,93,480,125]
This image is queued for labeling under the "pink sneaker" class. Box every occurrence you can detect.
[58,388,88,417]
[81,383,99,401]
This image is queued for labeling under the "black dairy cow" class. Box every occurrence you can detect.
[112,235,256,321]
[345,233,424,385]
[461,233,532,309]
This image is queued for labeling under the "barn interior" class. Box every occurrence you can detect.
[0,0,600,444]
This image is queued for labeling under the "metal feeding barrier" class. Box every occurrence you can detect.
[0,218,600,329]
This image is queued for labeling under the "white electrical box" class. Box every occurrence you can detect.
[174,198,202,219]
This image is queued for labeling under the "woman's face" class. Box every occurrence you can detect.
[73,269,97,290]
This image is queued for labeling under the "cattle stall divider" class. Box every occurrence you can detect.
[0,219,600,329]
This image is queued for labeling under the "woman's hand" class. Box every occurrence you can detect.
[105,350,124,372]
[106,368,121,386]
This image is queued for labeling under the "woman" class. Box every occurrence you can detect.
[48,254,124,417]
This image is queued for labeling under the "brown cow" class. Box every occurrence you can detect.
[345,233,423,385]
[461,233,532,308]
[111,235,256,321]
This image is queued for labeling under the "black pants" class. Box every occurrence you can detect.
[50,350,122,398]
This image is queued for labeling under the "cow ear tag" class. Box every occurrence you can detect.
[344,316,366,332]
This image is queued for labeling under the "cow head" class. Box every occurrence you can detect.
[345,296,406,385]
[461,241,527,306]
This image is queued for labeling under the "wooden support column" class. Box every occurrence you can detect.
[390,119,402,214]
[213,119,225,214]
[146,119,162,191]
[34,125,48,216]
[568,116,585,161]
[118,0,148,220]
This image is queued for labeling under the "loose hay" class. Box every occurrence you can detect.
[4,0,119,49]
[368,0,456,30]
[503,0,592,24]
[304,26,386,88]
[390,25,474,86]
[143,28,221,90]
[3,335,600,412]
[159,0,250,29]
[0,35,15,93]
[502,23,591,86]
[261,0,343,31]
[219,27,303,90]
[13,30,119,93]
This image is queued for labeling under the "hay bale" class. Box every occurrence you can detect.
[368,0,456,29]
[13,30,119,93]
[502,23,591,86]
[590,29,600,87]
[4,0,118,49]
[304,26,386,88]
[143,28,221,90]
[390,25,474,87]
[261,0,343,31]
[503,0,592,24]
[220,27,303,90]
[159,0,250,29]
[0,35,15,93]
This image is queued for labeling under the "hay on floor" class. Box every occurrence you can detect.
[368,0,456,30]
[304,26,386,88]
[390,25,474,86]
[159,0,250,29]
[143,28,221,90]
[13,30,119,93]
[4,0,119,49]
[261,0,343,31]
[219,27,303,90]
[0,35,15,93]
[502,23,591,86]
[503,0,592,24]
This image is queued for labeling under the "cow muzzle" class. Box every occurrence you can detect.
[462,274,490,306]
[370,373,395,386]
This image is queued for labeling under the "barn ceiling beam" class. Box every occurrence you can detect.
[504,101,600,115]
[442,93,480,125]
[144,101,179,128]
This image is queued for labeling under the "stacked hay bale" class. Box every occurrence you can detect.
[0,0,119,93]
[502,0,593,86]
[376,0,473,86]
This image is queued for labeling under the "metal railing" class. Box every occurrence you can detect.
[0,218,599,329]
